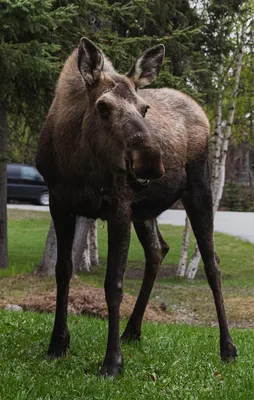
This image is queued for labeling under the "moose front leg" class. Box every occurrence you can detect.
[48,203,76,358]
[100,206,131,377]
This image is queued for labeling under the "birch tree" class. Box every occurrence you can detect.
[184,23,248,280]
[36,217,99,276]
[176,215,191,277]
[0,1,78,269]
[177,2,252,279]
[77,219,99,273]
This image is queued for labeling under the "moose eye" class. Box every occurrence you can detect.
[141,105,150,118]
[97,100,110,119]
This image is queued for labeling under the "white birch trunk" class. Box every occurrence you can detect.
[79,233,91,272]
[176,215,191,277]
[79,219,99,271]
[73,217,90,273]
[36,217,98,275]
[89,219,99,266]
[212,63,224,195]
[36,220,57,276]
[185,244,201,280]
[185,32,245,280]
[213,43,245,213]
[185,82,223,280]
[185,71,223,280]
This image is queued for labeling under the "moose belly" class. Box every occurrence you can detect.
[50,184,103,219]
[131,171,186,220]
[49,170,186,221]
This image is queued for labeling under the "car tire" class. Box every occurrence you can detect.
[39,191,49,206]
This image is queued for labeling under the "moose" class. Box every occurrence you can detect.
[36,37,237,377]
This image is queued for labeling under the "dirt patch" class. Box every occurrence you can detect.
[0,277,170,322]
[125,263,206,280]
[1,274,254,328]
[24,286,170,322]
[125,264,176,279]
[225,296,254,327]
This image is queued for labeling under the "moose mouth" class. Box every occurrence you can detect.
[128,157,150,186]
[132,173,150,186]
[136,178,150,185]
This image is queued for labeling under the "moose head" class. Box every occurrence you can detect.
[77,37,165,181]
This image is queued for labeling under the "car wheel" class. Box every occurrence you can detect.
[39,191,49,206]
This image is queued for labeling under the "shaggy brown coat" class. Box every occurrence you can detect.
[36,38,237,378]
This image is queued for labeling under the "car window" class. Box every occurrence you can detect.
[21,166,43,181]
[7,165,21,179]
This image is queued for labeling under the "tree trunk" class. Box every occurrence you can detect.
[0,102,8,268]
[177,64,223,279]
[213,42,245,213]
[73,216,91,273]
[185,244,201,280]
[89,219,99,266]
[184,32,245,280]
[75,217,91,273]
[36,220,57,276]
[211,63,223,195]
[176,215,191,277]
[36,216,98,275]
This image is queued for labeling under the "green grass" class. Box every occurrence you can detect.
[1,211,254,399]
[6,210,50,276]
[2,209,254,326]
[1,310,254,400]
[3,210,254,286]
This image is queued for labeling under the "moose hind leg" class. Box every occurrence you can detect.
[121,219,169,341]
[47,204,76,358]
[182,158,237,361]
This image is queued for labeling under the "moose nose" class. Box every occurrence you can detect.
[132,148,165,180]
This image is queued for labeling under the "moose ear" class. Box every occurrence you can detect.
[78,37,104,86]
[126,44,165,88]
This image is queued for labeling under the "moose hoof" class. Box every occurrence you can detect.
[221,340,237,362]
[121,328,141,342]
[100,353,123,378]
[47,330,70,359]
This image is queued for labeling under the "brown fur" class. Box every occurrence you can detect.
[36,39,237,378]
[37,47,209,217]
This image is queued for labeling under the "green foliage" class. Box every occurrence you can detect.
[202,0,254,145]
[1,310,254,399]
[1,0,253,163]
[0,0,78,104]
[0,0,79,163]
[233,51,254,145]
[1,0,210,163]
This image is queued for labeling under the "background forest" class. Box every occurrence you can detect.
[0,0,253,272]
[1,0,253,164]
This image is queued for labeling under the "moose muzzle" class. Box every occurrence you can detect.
[131,147,165,180]
[124,118,165,180]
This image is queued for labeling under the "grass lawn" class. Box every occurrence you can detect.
[1,310,254,400]
[1,209,254,398]
[4,209,254,285]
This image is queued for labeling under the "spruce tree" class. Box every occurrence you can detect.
[0,0,78,267]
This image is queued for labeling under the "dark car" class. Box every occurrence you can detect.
[7,164,49,206]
